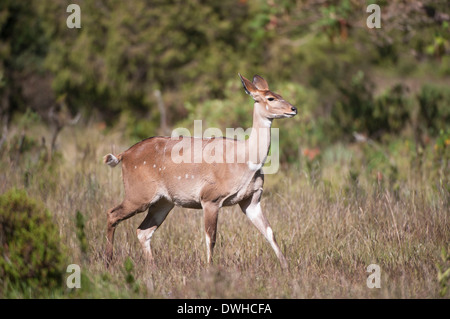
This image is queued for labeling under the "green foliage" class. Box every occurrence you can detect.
[344,159,366,202]
[417,84,450,135]
[303,150,322,186]
[316,0,352,41]
[1,0,449,299]
[122,110,160,142]
[330,72,413,141]
[437,247,450,297]
[432,129,450,192]
[123,257,135,284]
[0,1,50,114]
[1,0,448,154]
[122,257,140,294]
[39,0,253,121]
[0,188,66,296]
[330,71,375,140]
[178,80,251,130]
[374,84,412,135]
[75,211,88,256]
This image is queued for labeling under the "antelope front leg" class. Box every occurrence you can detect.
[239,192,288,270]
[202,202,220,264]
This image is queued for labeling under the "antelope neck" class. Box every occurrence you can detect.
[246,103,272,165]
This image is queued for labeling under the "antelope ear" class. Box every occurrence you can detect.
[239,73,258,97]
[252,75,269,90]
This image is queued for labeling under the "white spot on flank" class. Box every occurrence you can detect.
[134,166,137,169]
[178,176,181,180]
[163,167,166,170]
[159,168,161,171]
[144,161,146,165]
[153,164,156,168]
[185,174,189,179]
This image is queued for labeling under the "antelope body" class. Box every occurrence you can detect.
[104,74,297,269]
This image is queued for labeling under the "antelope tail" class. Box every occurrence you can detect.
[103,153,122,167]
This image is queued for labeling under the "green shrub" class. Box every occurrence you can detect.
[374,84,412,135]
[330,72,412,141]
[0,188,66,296]
[75,211,88,256]
[330,71,376,140]
[437,246,450,297]
[417,84,450,136]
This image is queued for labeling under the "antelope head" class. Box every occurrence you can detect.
[239,74,297,120]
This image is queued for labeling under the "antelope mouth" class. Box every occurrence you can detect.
[283,112,297,117]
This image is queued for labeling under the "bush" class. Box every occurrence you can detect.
[417,84,450,136]
[374,84,412,136]
[330,71,412,141]
[0,188,66,296]
[330,71,377,140]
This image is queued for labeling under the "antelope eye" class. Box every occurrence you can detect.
[267,97,275,101]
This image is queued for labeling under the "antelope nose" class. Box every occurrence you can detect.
[291,106,297,114]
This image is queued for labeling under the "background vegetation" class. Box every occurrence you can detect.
[0,0,448,298]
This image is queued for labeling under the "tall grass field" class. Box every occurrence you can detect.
[0,119,448,298]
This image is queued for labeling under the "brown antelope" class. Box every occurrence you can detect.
[104,74,297,269]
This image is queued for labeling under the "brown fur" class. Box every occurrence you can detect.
[104,74,297,270]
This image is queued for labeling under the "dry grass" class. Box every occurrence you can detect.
[0,121,448,298]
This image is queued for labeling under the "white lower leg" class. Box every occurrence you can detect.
[245,203,287,269]
[137,226,157,261]
[265,225,287,268]
[205,233,212,263]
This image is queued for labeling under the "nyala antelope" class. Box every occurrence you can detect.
[104,74,297,270]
